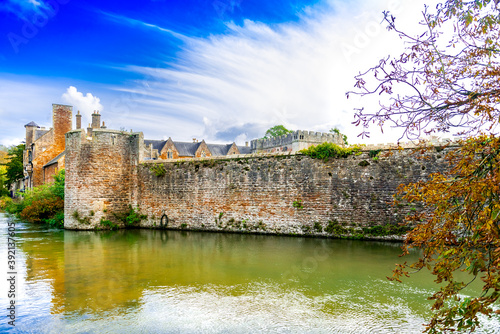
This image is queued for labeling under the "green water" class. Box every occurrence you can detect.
[0,213,499,333]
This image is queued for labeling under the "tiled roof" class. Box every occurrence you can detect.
[206,144,232,156]
[237,145,252,154]
[144,140,166,151]
[43,151,65,168]
[173,141,200,157]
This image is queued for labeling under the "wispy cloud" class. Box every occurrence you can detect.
[106,0,433,144]
[0,0,50,20]
[97,10,188,41]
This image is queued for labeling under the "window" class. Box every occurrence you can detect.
[201,150,206,157]
[167,151,173,159]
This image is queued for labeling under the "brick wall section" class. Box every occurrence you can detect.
[43,163,58,184]
[64,129,143,229]
[52,104,72,153]
[31,130,55,187]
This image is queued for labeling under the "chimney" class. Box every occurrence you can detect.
[245,141,249,147]
[52,104,72,151]
[91,110,101,129]
[193,138,197,143]
[87,123,92,137]
[101,121,106,129]
[76,110,82,129]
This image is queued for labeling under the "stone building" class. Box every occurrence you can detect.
[250,130,343,154]
[144,138,251,160]
[22,105,108,191]
[23,104,72,190]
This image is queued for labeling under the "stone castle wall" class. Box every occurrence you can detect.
[64,129,452,238]
[64,129,143,229]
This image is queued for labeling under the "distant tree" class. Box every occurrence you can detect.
[0,150,8,197]
[329,127,348,145]
[264,125,293,139]
[2,144,24,191]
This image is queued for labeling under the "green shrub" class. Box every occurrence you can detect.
[300,143,362,161]
[2,169,66,227]
[113,205,147,227]
[100,218,119,230]
[325,220,348,235]
[368,149,382,158]
[46,211,65,228]
[150,164,166,177]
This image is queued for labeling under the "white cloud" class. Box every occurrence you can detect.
[62,86,104,128]
[112,0,436,145]
[0,0,51,20]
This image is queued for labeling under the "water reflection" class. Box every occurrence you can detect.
[1,213,499,333]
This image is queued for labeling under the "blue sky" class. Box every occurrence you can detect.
[0,0,432,146]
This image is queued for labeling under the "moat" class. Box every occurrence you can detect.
[1,213,499,333]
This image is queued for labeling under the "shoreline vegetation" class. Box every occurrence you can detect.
[0,169,65,228]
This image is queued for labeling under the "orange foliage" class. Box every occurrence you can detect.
[393,136,500,331]
[20,197,64,223]
[350,0,500,331]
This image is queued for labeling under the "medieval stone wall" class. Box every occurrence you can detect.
[64,129,143,229]
[134,150,447,237]
[64,129,451,239]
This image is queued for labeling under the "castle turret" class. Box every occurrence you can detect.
[24,121,39,147]
[76,110,82,129]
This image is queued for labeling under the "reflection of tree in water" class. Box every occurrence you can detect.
[18,226,66,314]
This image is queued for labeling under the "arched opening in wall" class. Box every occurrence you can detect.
[160,214,169,228]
